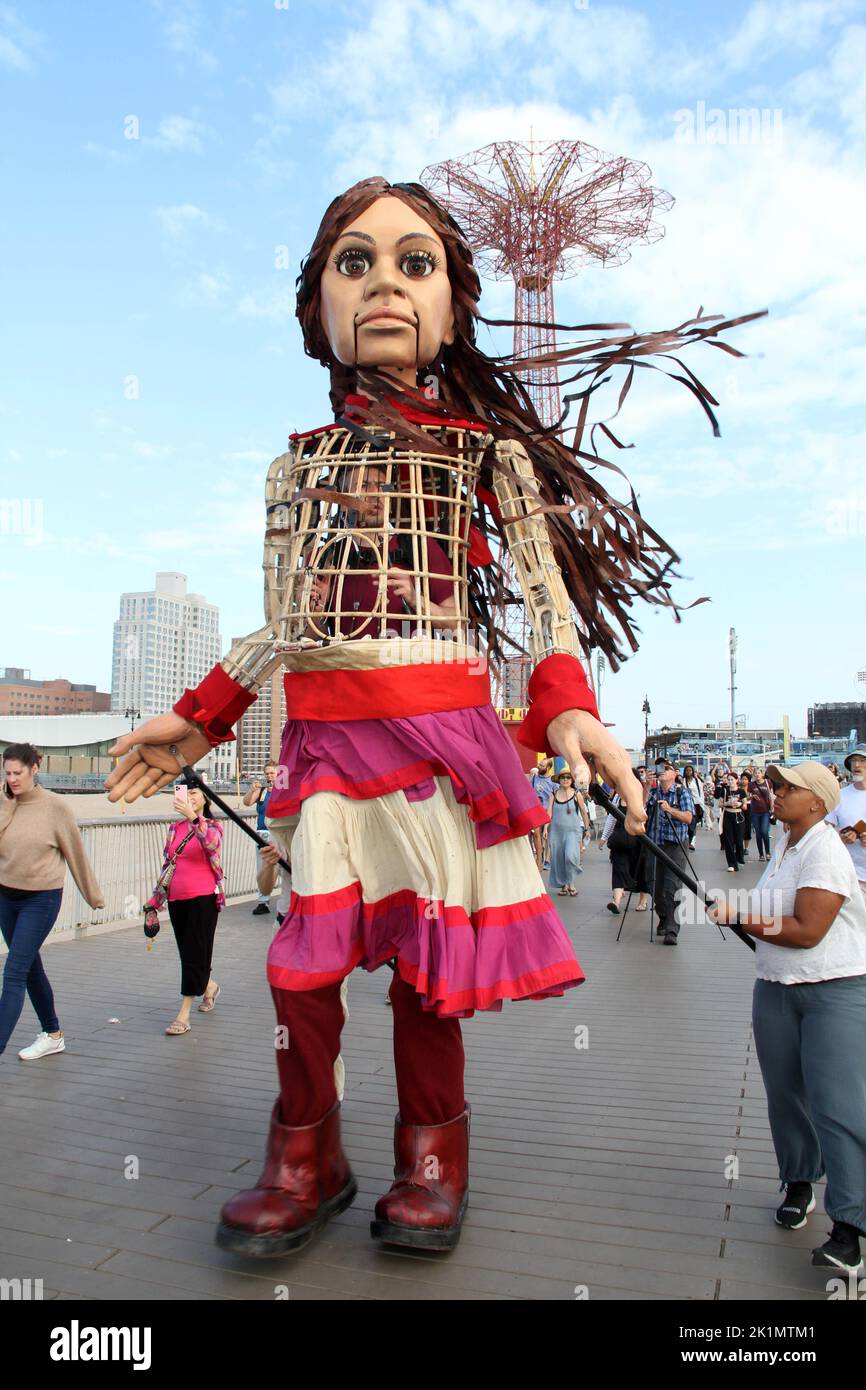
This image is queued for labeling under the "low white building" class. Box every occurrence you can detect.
[0,713,234,790]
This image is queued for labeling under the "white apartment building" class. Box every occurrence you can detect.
[111,572,235,785]
[235,660,286,780]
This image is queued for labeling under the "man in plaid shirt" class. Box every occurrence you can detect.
[645,762,695,945]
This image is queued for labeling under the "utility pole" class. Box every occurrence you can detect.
[729,628,738,768]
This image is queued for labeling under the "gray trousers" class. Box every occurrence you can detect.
[650,841,691,938]
[752,975,866,1234]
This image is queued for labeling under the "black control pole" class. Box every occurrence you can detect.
[174,755,292,875]
[589,783,756,952]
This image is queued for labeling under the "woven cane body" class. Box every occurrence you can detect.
[220,420,580,698]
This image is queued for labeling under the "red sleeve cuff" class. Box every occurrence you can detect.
[518,653,600,754]
[173,664,257,747]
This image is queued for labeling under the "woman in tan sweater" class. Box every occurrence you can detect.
[0,743,103,1062]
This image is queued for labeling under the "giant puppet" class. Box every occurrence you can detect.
[106,178,759,1255]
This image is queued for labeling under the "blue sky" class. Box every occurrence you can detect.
[2,0,864,746]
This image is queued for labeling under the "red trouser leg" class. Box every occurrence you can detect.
[389,973,465,1125]
[271,983,343,1127]
[272,975,465,1128]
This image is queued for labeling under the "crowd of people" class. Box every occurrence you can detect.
[0,742,276,1050]
[1,739,865,1275]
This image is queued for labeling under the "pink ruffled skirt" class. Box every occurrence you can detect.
[265,706,584,1018]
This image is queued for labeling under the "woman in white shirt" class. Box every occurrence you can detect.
[709,761,866,1274]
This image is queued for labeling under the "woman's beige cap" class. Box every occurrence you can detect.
[766,761,841,811]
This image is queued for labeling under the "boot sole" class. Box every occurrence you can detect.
[811,1250,864,1273]
[774,1195,816,1230]
[216,1176,358,1259]
[370,1198,468,1252]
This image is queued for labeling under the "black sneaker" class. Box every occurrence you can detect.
[252,902,271,916]
[811,1221,863,1272]
[775,1182,815,1229]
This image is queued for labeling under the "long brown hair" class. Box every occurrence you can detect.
[295,177,762,669]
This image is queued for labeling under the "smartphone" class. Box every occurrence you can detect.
[174,784,189,804]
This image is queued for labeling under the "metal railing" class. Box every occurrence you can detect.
[45,809,262,942]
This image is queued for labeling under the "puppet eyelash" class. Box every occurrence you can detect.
[332,246,442,276]
[333,246,371,274]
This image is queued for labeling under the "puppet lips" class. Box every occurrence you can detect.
[358,310,414,326]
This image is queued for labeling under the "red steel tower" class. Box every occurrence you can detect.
[423,138,672,707]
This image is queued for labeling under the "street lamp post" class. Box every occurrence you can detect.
[729,628,738,768]
[595,652,605,718]
[642,696,651,765]
[120,708,141,817]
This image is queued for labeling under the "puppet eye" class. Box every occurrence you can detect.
[400,249,439,277]
[334,247,372,277]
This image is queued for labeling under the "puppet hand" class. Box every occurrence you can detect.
[106,714,212,803]
[260,843,281,867]
[547,709,647,837]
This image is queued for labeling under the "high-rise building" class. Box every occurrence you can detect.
[235,658,286,778]
[111,572,234,784]
[0,668,110,716]
[808,702,866,744]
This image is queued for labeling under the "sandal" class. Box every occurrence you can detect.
[567,886,578,896]
[558,887,569,896]
[198,984,221,1013]
[635,904,648,912]
[165,1019,191,1036]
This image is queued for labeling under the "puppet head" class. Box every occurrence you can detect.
[296,178,482,412]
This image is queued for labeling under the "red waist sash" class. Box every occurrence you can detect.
[284,660,491,722]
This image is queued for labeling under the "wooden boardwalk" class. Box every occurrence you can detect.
[0,830,836,1301]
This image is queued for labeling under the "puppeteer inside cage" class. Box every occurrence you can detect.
[264,420,492,646]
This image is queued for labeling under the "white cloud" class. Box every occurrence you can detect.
[150,0,219,71]
[130,441,176,460]
[82,141,131,164]
[0,4,42,71]
[179,271,229,307]
[155,203,210,237]
[237,286,295,322]
[719,0,861,73]
[144,115,208,154]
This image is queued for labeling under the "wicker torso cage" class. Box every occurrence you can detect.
[264,421,492,648]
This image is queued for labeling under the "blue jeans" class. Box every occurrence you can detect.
[0,888,62,1055]
[752,810,771,857]
[753,975,866,1234]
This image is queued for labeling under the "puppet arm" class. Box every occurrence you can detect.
[492,437,599,750]
[492,440,645,833]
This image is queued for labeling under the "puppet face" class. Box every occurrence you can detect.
[319,195,456,385]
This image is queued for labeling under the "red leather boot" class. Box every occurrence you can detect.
[371,1105,470,1251]
[216,1100,356,1257]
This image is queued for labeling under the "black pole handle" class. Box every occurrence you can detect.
[178,762,293,875]
[589,783,756,952]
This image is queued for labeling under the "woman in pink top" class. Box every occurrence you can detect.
[145,783,225,1036]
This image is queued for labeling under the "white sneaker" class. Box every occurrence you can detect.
[18,1032,65,1061]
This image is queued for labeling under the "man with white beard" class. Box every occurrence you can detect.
[826,750,866,905]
